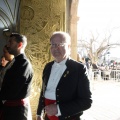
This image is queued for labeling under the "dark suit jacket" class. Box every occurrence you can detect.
[0,54,33,120]
[37,58,92,120]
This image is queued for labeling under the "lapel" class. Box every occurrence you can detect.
[42,61,54,94]
[57,58,75,86]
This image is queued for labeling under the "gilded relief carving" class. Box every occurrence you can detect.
[21,6,34,20]
[20,0,65,86]
[20,0,65,119]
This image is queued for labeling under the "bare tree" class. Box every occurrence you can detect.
[78,29,120,63]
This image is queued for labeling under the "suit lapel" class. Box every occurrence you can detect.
[42,61,54,94]
[44,62,54,81]
[57,58,75,85]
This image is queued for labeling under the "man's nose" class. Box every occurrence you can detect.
[54,45,59,48]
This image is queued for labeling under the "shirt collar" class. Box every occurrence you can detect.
[54,59,67,66]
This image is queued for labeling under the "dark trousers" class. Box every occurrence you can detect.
[3,105,28,120]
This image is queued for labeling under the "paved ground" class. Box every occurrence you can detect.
[81,79,120,120]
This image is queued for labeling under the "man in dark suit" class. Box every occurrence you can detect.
[0,33,33,120]
[37,31,92,120]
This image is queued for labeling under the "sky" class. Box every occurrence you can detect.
[77,0,120,58]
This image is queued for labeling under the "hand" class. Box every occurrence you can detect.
[44,104,58,116]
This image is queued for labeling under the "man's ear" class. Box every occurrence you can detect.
[18,42,23,48]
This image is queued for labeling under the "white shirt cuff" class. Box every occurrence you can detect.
[56,105,61,116]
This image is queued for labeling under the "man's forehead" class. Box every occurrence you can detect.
[51,35,65,41]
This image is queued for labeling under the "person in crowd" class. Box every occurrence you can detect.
[0,33,33,120]
[36,31,92,120]
[86,60,92,80]
[0,46,14,119]
[77,54,85,64]
[0,45,14,89]
[3,45,14,64]
[92,62,98,70]
[92,61,99,79]
[0,56,8,71]
[86,59,91,70]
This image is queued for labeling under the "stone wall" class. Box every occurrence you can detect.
[20,0,66,119]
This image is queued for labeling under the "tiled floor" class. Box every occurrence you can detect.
[81,80,120,120]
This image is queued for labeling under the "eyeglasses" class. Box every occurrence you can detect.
[50,43,67,48]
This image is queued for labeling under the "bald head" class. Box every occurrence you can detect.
[50,31,71,62]
[50,31,71,45]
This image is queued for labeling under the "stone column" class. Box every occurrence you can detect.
[70,0,79,60]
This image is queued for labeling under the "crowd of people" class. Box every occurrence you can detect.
[0,31,92,120]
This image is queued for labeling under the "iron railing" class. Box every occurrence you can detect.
[88,69,120,82]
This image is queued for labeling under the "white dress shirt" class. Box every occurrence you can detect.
[45,59,67,100]
[44,59,67,116]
